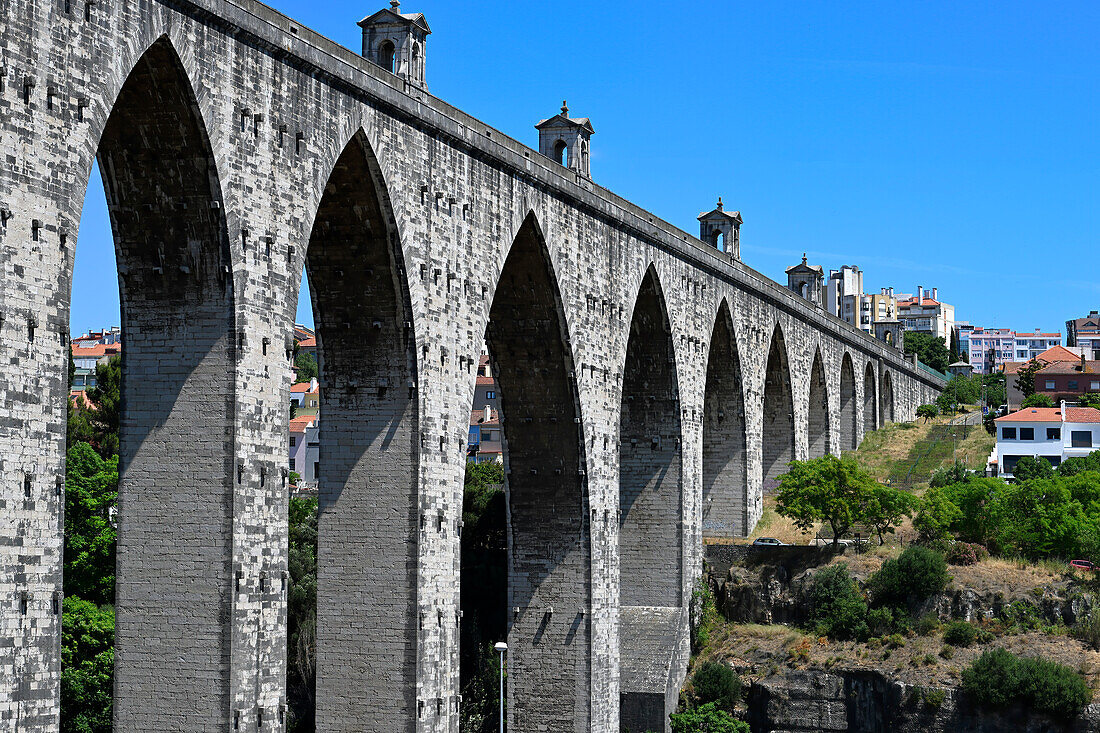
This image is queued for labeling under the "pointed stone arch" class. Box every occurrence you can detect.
[618,264,684,732]
[881,369,896,425]
[702,299,748,538]
[808,349,830,458]
[839,353,858,451]
[308,130,420,732]
[762,324,796,485]
[93,37,237,730]
[479,212,591,731]
[864,362,879,435]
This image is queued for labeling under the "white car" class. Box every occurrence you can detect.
[752,537,786,547]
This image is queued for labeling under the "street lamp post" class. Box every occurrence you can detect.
[494,641,508,732]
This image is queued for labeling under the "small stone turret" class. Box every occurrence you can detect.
[536,101,595,177]
[697,197,742,259]
[359,1,431,89]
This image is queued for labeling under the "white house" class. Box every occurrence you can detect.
[993,402,1100,478]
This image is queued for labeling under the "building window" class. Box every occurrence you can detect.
[468,427,480,446]
[1045,381,1056,390]
[1047,428,1061,440]
[1019,427,1034,441]
[1068,380,1079,390]
[289,459,296,471]
[1072,431,1093,448]
[1092,381,1100,390]
[314,461,320,479]
[1003,455,1024,474]
[310,400,317,407]
[1001,427,1017,440]
[290,436,297,447]
[486,391,496,399]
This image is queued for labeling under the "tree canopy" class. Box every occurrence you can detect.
[903,331,950,372]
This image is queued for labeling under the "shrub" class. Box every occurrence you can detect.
[1022,393,1056,409]
[868,547,950,608]
[916,404,939,422]
[1072,605,1100,651]
[939,644,955,659]
[962,649,1090,719]
[1012,455,1055,482]
[942,621,979,647]
[809,565,869,641]
[922,688,947,708]
[916,613,941,636]
[930,461,969,489]
[690,661,740,712]
[866,606,900,637]
[946,542,989,566]
[669,702,749,733]
[1058,453,1100,477]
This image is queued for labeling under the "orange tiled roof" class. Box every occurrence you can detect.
[297,337,316,348]
[470,408,500,426]
[1037,360,1100,375]
[291,382,317,393]
[897,297,941,307]
[996,407,1100,424]
[290,416,315,433]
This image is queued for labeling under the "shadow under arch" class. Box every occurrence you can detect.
[881,370,896,425]
[864,362,879,434]
[762,324,796,486]
[478,211,591,730]
[702,299,748,538]
[618,264,685,733]
[808,349,831,458]
[94,37,237,730]
[839,353,858,451]
[307,130,420,732]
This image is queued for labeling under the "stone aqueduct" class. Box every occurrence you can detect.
[0,0,944,730]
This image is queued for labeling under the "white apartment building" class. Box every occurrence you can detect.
[968,328,1062,375]
[993,403,1100,478]
[826,265,866,330]
[896,286,955,342]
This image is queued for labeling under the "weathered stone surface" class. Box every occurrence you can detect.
[0,0,944,730]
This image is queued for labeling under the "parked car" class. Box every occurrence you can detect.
[752,537,786,547]
[1070,560,1095,572]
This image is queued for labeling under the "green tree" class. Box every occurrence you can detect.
[689,661,740,712]
[669,702,749,733]
[808,564,869,640]
[865,483,919,545]
[61,598,114,733]
[294,352,319,383]
[774,456,879,545]
[1079,393,1100,409]
[67,394,95,447]
[64,443,118,606]
[1014,358,1043,399]
[987,479,1082,559]
[867,546,950,607]
[85,355,121,459]
[1021,393,1055,409]
[287,497,318,731]
[982,373,1007,409]
[1011,455,1055,481]
[916,404,939,422]
[904,332,951,373]
[940,477,1002,544]
[1058,454,1100,477]
[914,488,963,547]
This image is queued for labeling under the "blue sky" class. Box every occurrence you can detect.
[71,0,1100,338]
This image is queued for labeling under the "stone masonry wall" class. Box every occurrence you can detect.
[0,0,945,730]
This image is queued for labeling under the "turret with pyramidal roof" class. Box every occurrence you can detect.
[358,1,431,89]
[697,197,742,259]
[536,101,595,178]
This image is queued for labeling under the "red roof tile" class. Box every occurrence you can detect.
[297,337,316,348]
[996,407,1100,424]
[1037,360,1100,375]
[470,408,500,426]
[291,381,317,393]
[290,416,315,433]
[1067,407,1100,423]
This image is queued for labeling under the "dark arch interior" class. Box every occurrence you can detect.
[379,40,396,73]
[554,139,568,166]
[100,39,236,729]
[618,268,684,733]
[702,304,748,538]
[840,355,857,451]
[475,215,589,730]
[864,364,878,434]
[807,352,830,458]
[308,133,419,731]
[881,371,895,424]
[762,327,795,484]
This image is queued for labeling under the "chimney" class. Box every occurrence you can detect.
[1061,400,1068,420]
[483,405,492,423]
[932,288,938,301]
[917,286,924,303]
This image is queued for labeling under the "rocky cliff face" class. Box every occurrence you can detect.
[746,668,1100,733]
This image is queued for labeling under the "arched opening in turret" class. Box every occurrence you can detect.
[702,300,748,538]
[864,363,879,435]
[839,354,857,451]
[808,350,830,458]
[379,40,396,73]
[306,130,419,732]
[618,265,683,732]
[762,325,796,486]
[460,213,590,731]
[554,139,568,166]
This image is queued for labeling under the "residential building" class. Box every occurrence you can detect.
[967,328,1061,375]
[826,265,865,329]
[1033,356,1100,400]
[291,377,320,416]
[993,403,1100,478]
[865,288,899,335]
[1067,311,1100,360]
[785,255,824,309]
[70,342,122,390]
[289,414,320,488]
[895,286,955,342]
[468,354,503,463]
[72,327,121,348]
[954,322,976,361]
[1004,345,1092,409]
